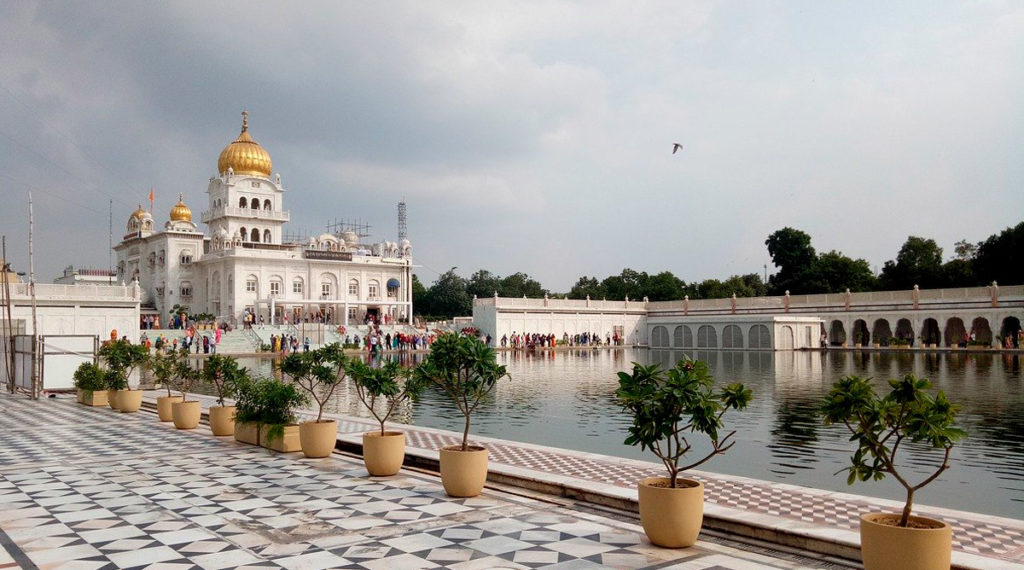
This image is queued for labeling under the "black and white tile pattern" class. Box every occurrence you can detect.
[0,392,843,569]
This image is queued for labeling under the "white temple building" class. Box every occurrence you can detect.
[114,112,413,327]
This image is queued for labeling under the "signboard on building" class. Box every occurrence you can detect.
[304,250,353,262]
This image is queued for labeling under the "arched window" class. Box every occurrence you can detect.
[263,229,271,243]
[697,325,717,348]
[674,325,693,347]
[251,199,259,210]
[251,228,260,242]
[651,326,669,348]
[245,275,258,294]
[239,227,247,241]
[263,199,271,210]
[722,325,743,348]
[180,281,192,297]
[239,197,247,208]
[292,278,304,294]
[348,279,359,297]
[749,325,771,349]
[368,280,380,298]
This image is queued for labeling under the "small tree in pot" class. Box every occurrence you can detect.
[150,349,185,421]
[822,373,965,570]
[280,344,347,458]
[346,357,423,475]
[616,358,751,548]
[98,339,149,413]
[73,362,108,406]
[169,351,202,429]
[202,355,246,436]
[258,378,308,452]
[413,333,509,497]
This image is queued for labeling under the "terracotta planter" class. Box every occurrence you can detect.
[299,420,338,458]
[79,389,108,407]
[234,421,260,445]
[157,395,184,421]
[860,513,951,570]
[439,445,488,497]
[107,389,121,410]
[637,477,704,548]
[209,406,236,436]
[261,424,301,452]
[363,431,406,476]
[171,400,201,429]
[117,389,143,413]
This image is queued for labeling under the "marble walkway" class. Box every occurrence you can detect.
[2,391,848,569]
[1,390,1021,569]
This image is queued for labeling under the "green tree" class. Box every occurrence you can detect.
[973,221,1023,286]
[602,268,648,300]
[411,274,429,316]
[499,272,546,298]
[567,276,604,299]
[765,228,817,294]
[466,269,501,299]
[880,236,944,290]
[809,251,877,293]
[646,271,687,301]
[428,268,472,318]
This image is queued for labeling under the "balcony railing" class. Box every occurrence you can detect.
[201,206,291,223]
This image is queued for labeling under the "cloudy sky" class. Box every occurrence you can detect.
[1,1,1021,291]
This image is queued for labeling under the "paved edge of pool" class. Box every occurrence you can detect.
[140,391,1024,570]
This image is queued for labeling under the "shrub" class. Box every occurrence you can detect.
[616,358,751,488]
[821,373,966,527]
[72,362,106,392]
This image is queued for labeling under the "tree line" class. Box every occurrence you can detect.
[413,221,1023,319]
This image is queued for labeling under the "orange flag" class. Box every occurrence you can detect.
[148,188,154,212]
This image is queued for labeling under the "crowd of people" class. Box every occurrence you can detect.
[499,331,623,349]
[139,326,221,354]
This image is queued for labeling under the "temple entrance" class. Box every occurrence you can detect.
[1001,317,1021,349]
[365,307,380,325]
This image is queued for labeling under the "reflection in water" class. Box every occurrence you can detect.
[217,348,1023,519]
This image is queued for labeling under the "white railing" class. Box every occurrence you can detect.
[10,283,138,301]
[478,284,1021,316]
[201,206,291,223]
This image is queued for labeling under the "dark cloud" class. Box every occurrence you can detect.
[1,1,1021,291]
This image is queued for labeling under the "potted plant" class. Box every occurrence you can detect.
[616,358,751,548]
[170,353,202,429]
[150,349,185,421]
[854,332,863,348]
[232,374,262,445]
[346,357,423,476]
[280,344,346,458]
[821,373,966,570]
[72,362,108,407]
[98,339,149,413]
[258,378,307,452]
[413,334,509,497]
[202,355,245,436]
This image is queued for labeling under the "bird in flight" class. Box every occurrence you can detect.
[672,143,683,154]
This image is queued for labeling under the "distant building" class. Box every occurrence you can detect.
[113,112,413,327]
[53,265,116,285]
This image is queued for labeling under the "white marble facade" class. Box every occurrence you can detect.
[114,113,413,326]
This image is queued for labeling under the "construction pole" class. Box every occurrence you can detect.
[2,236,14,393]
[28,192,40,400]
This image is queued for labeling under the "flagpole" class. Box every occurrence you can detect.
[28,192,40,400]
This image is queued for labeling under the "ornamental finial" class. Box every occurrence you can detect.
[241,110,249,132]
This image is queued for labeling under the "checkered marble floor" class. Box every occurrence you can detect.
[136,390,1024,569]
[1,391,846,569]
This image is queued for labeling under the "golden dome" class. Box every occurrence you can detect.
[170,194,192,222]
[217,110,272,177]
[130,204,147,219]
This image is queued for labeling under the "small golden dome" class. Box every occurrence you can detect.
[170,194,192,222]
[217,110,272,177]
[130,204,147,219]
